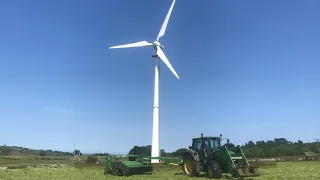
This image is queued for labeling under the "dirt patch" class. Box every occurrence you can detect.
[0,164,69,170]
[26,164,67,169]
[73,161,105,169]
[250,162,278,168]
[0,167,8,171]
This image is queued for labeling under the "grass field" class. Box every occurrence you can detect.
[1,159,320,180]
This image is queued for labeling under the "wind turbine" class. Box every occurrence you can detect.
[109,0,179,163]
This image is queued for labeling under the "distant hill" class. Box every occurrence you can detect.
[0,145,73,156]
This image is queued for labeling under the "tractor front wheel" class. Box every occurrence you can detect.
[104,167,112,175]
[182,155,198,177]
[206,160,222,179]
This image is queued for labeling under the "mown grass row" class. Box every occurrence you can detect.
[1,161,320,180]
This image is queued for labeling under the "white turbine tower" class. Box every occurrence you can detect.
[109,0,178,163]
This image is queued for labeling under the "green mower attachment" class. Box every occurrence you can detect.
[104,154,182,176]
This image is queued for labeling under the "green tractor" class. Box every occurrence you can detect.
[181,133,260,179]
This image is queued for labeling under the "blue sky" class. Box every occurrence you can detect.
[0,0,319,154]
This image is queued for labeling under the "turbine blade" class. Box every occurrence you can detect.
[156,46,179,79]
[109,41,152,49]
[157,0,177,41]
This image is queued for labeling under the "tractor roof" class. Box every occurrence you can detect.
[192,136,220,140]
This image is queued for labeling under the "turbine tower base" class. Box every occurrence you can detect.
[151,159,161,163]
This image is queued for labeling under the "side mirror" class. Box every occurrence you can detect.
[227,139,230,144]
[189,146,192,150]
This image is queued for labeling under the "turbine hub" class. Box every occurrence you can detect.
[153,41,161,47]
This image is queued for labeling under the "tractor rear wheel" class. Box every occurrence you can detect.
[206,160,222,179]
[182,155,198,177]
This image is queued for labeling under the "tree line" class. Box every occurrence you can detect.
[0,145,74,156]
[241,138,319,158]
[1,138,319,158]
[128,138,320,158]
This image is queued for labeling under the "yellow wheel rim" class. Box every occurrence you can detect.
[184,159,192,174]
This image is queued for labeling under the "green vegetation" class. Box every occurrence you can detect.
[129,138,320,158]
[0,146,73,156]
[0,161,320,179]
[86,156,98,164]
[242,138,320,158]
[0,137,319,179]
[2,137,319,159]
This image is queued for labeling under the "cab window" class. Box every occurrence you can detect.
[210,139,220,149]
[196,139,202,151]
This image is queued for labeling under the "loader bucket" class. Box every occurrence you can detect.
[234,166,260,177]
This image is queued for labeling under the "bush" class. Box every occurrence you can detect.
[86,156,98,164]
[39,150,46,156]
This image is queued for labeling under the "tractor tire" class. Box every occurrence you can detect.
[118,163,130,176]
[206,160,222,179]
[182,155,199,177]
[104,167,112,175]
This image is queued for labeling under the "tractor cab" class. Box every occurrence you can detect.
[189,133,222,159]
